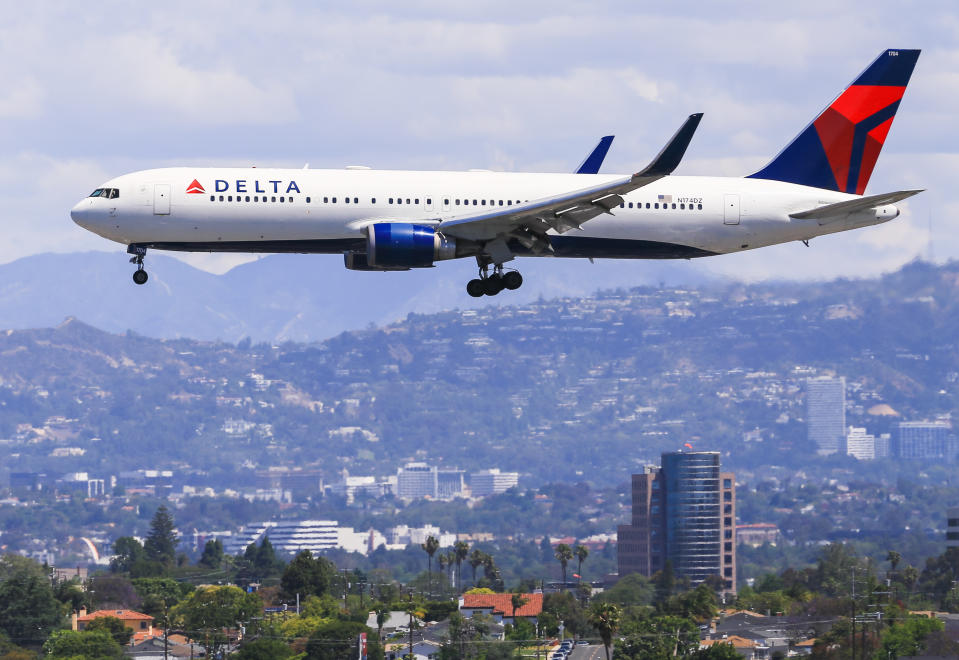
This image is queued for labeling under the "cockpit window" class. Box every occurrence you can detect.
[89,188,120,198]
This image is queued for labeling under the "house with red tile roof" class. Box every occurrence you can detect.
[72,608,154,637]
[459,593,543,626]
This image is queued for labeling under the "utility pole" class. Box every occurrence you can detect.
[408,590,414,660]
[851,567,856,660]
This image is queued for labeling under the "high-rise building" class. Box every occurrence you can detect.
[948,507,959,549]
[874,433,891,459]
[396,463,438,499]
[806,376,846,455]
[845,427,875,460]
[617,451,736,594]
[470,469,520,497]
[895,421,954,459]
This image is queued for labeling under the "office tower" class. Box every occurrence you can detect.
[896,421,954,459]
[806,376,846,455]
[845,427,876,460]
[948,507,958,549]
[470,469,520,497]
[617,451,735,594]
[396,462,438,499]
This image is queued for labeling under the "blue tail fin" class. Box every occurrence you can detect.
[748,49,920,194]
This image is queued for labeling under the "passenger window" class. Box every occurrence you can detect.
[628,202,633,208]
[646,203,651,209]
[698,203,702,210]
[371,198,376,204]
[306,196,311,203]
[397,198,402,205]
[473,200,477,206]
[415,198,419,204]
[219,195,224,201]
[507,201,512,206]
[671,203,676,209]
[427,198,432,205]
[680,203,685,209]
[245,196,250,202]
[406,198,411,204]
[323,197,329,203]
[280,196,286,202]
[654,203,659,209]
[271,196,276,202]
[345,197,350,204]
[228,195,233,202]
[332,197,336,203]
[209,195,214,201]
[481,200,486,206]
[455,199,460,205]
[620,203,624,208]
[354,197,358,204]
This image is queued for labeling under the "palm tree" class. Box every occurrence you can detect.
[588,602,620,660]
[438,553,449,590]
[510,591,529,622]
[469,549,486,587]
[444,550,456,584]
[574,544,589,581]
[421,535,440,598]
[453,541,470,592]
[887,550,901,572]
[555,543,574,587]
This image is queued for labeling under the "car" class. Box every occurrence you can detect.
[576,639,589,646]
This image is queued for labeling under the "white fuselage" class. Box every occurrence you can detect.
[70,167,900,260]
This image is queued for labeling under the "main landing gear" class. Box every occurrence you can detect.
[128,246,148,285]
[466,263,523,297]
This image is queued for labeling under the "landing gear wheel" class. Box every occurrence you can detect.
[483,274,504,296]
[466,279,485,297]
[503,271,523,290]
[132,269,149,285]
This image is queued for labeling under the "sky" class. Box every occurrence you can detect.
[3,0,959,282]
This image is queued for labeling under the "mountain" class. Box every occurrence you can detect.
[0,251,712,342]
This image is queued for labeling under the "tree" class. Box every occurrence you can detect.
[41,630,123,659]
[172,585,262,659]
[555,543,574,586]
[510,591,529,619]
[877,615,944,659]
[453,541,469,592]
[234,637,295,659]
[0,555,62,647]
[587,602,619,660]
[110,536,146,574]
[598,573,653,607]
[280,550,335,600]
[304,619,372,660]
[574,544,589,580]
[143,506,178,565]
[89,574,141,609]
[468,549,486,588]
[254,537,282,577]
[886,550,902,572]
[198,538,224,569]
[686,642,742,659]
[85,615,133,646]
[421,535,440,598]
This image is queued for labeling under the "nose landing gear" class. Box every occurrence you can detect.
[128,246,149,285]
[466,261,523,297]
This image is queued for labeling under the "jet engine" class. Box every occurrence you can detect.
[353,223,457,270]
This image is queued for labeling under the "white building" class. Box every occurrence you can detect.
[396,463,465,500]
[387,525,456,549]
[807,376,846,455]
[470,469,519,497]
[227,520,386,556]
[845,427,875,460]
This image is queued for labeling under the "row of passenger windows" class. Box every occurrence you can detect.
[621,201,703,210]
[207,194,705,211]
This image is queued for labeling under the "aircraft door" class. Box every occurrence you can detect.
[723,193,740,225]
[154,184,171,215]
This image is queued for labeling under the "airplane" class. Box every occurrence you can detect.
[72,49,921,297]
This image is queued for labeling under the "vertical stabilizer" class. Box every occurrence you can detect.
[748,49,920,194]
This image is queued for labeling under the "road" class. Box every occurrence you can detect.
[567,644,610,660]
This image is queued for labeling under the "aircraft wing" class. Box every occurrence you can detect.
[575,136,614,174]
[438,114,703,254]
[790,189,923,224]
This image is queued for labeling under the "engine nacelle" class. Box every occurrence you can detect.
[366,223,456,268]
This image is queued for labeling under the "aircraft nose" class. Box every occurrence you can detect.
[70,198,95,228]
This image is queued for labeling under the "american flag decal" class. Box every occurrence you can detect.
[658,194,672,203]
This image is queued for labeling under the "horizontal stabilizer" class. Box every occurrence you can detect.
[789,189,923,221]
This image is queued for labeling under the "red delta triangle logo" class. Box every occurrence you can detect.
[186,179,206,194]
